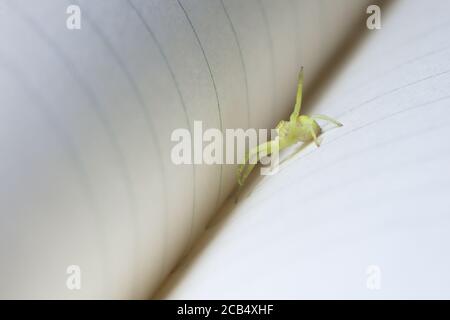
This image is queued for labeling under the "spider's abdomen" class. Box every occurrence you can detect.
[294,116,321,142]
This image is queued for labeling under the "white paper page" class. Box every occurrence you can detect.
[0,0,369,298]
[161,0,450,299]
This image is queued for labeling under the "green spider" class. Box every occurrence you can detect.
[236,67,343,187]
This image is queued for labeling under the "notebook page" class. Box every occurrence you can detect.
[161,0,450,299]
[0,0,370,298]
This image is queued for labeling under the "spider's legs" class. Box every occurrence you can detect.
[289,67,304,121]
[311,114,343,127]
[237,140,278,186]
[237,141,269,186]
[309,127,321,147]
